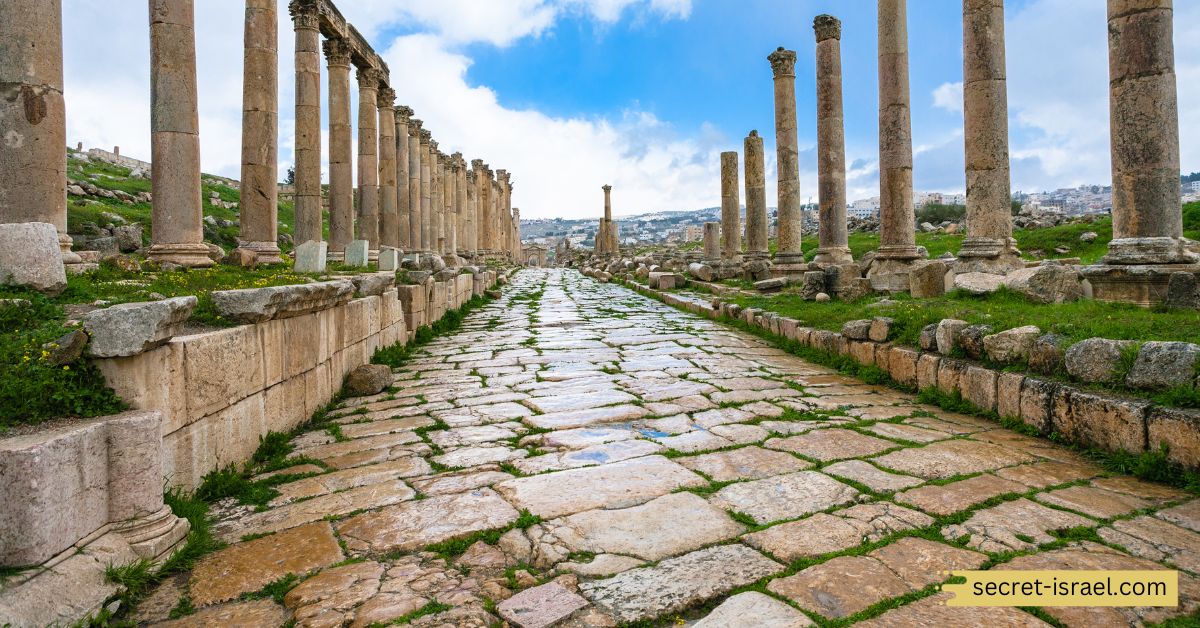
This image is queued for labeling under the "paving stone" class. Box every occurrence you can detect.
[1156,499,1200,533]
[692,591,813,627]
[767,556,910,619]
[1037,485,1153,519]
[559,554,645,577]
[895,474,1027,516]
[691,407,755,428]
[215,480,417,541]
[408,470,512,496]
[676,446,811,482]
[270,458,430,505]
[497,582,589,628]
[281,560,384,627]
[428,424,520,448]
[870,439,1037,479]
[867,537,987,588]
[709,471,860,525]
[579,545,782,623]
[618,377,717,402]
[513,439,664,474]
[863,422,949,443]
[654,429,734,452]
[765,428,897,461]
[856,592,1052,627]
[541,426,636,448]
[337,489,519,554]
[743,503,932,563]
[495,455,707,518]
[190,522,343,607]
[524,389,638,413]
[152,599,288,627]
[993,461,1102,488]
[942,498,1096,553]
[709,423,770,444]
[821,460,923,493]
[1100,516,1200,572]
[1090,476,1191,502]
[525,404,651,429]
[432,445,527,468]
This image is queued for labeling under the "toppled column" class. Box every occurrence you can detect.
[744,131,769,259]
[0,0,80,266]
[408,120,423,253]
[147,0,211,267]
[289,0,322,248]
[238,0,282,264]
[957,0,1022,273]
[812,15,852,265]
[1082,0,1199,305]
[870,0,925,289]
[324,38,353,260]
[768,47,804,270]
[356,67,381,255]
[720,151,742,263]
[377,88,398,251]
[395,106,412,251]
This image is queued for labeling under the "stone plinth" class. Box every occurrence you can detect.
[813,15,852,265]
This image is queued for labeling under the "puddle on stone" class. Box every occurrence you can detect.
[638,428,671,439]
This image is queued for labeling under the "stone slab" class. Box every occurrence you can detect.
[708,471,860,525]
[336,488,519,554]
[676,446,811,482]
[190,522,343,607]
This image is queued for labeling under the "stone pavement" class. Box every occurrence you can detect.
[145,269,1200,627]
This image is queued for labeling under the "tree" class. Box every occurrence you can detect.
[284,167,295,185]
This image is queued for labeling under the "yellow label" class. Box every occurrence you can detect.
[942,570,1178,607]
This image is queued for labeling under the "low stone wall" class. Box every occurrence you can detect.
[85,148,152,172]
[626,280,1200,470]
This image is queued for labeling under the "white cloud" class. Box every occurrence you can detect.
[931,81,963,115]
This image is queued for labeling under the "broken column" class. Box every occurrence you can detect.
[395,106,412,251]
[0,0,80,266]
[1083,0,1199,304]
[720,151,742,263]
[703,222,721,262]
[324,38,353,260]
[957,0,1022,273]
[356,67,380,255]
[768,47,804,271]
[744,131,769,259]
[812,15,852,266]
[289,0,322,248]
[147,0,211,267]
[238,0,281,264]
[870,0,924,289]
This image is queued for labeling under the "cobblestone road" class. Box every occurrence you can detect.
[147,268,1200,627]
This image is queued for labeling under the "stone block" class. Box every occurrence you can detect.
[916,354,941,391]
[919,323,939,352]
[351,272,395,298]
[936,358,968,396]
[95,341,189,435]
[1126,341,1200,390]
[1028,333,1067,375]
[396,285,426,330]
[83,296,197,358]
[982,325,1041,364]
[996,372,1024,420]
[1165,272,1200,309]
[841,319,872,340]
[935,319,968,355]
[183,325,264,418]
[0,222,67,295]
[282,313,320,379]
[293,240,327,273]
[210,280,354,324]
[345,239,369,267]
[953,272,1005,295]
[887,347,920,389]
[1005,264,1084,304]
[1148,407,1200,469]
[909,260,948,298]
[1065,338,1136,384]
[1053,390,1149,454]
[342,298,372,346]
[377,247,400,272]
[869,317,894,342]
[874,342,892,372]
[958,324,992,360]
[849,340,876,366]
[1019,377,1058,434]
[962,365,999,413]
[257,317,285,388]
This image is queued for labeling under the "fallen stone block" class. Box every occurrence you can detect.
[0,222,67,296]
[83,296,196,358]
[210,280,354,324]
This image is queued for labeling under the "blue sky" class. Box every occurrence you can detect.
[62,0,1199,219]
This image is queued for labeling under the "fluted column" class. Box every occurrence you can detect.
[720,151,741,262]
[395,106,412,251]
[289,0,322,247]
[147,0,211,267]
[419,129,432,254]
[0,0,79,264]
[958,0,1020,271]
[356,67,380,252]
[875,0,921,263]
[769,47,803,265]
[238,0,281,263]
[408,120,423,253]
[324,38,353,259]
[813,15,851,265]
[744,131,768,259]
[377,88,397,250]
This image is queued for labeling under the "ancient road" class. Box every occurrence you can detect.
[148,268,1200,626]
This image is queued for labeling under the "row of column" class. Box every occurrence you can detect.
[706,0,1191,293]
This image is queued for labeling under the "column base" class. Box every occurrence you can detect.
[1101,237,1200,265]
[1081,262,1200,307]
[59,233,82,265]
[812,246,853,265]
[874,244,923,261]
[773,251,806,266]
[111,505,191,562]
[867,258,925,292]
[147,243,214,268]
[241,241,284,265]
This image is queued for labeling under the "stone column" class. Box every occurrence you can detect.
[441,153,454,257]
[324,38,353,259]
[147,0,211,267]
[237,0,281,264]
[958,0,1021,272]
[497,171,510,256]
[874,0,922,271]
[419,129,432,254]
[476,163,491,255]
[720,151,741,262]
[744,131,768,259]
[395,106,412,251]
[454,154,468,257]
[465,168,477,256]
[289,0,322,248]
[356,67,380,253]
[768,47,803,267]
[601,185,613,256]
[812,15,852,266]
[377,88,398,250]
[408,120,423,253]
[430,148,442,256]
[0,0,80,265]
[703,222,721,261]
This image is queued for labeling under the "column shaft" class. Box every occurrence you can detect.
[813,15,851,265]
[148,0,211,267]
[419,131,432,253]
[876,0,920,261]
[395,107,412,250]
[769,48,802,264]
[324,39,353,257]
[408,122,423,252]
[377,88,397,250]
[744,131,768,258]
[720,151,741,262]
[289,1,322,247]
[239,0,281,263]
[703,222,721,261]
[355,68,380,250]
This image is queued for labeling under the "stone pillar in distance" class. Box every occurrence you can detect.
[744,131,769,259]
[0,0,80,265]
[768,47,804,271]
[377,88,398,251]
[870,0,924,289]
[720,151,742,263]
[147,0,211,267]
[356,67,380,255]
[289,0,322,249]
[1083,0,1198,305]
[957,0,1021,273]
[812,15,852,266]
[395,106,412,251]
[238,0,282,264]
[324,38,353,260]
[601,184,613,257]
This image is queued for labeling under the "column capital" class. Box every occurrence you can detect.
[410,119,423,136]
[465,169,476,183]
[356,66,383,88]
[768,47,797,78]
[396,105,413,123]
[429,139,439,152]
[323,38,352,67]
[419,129,431,144]
[377,87,396,109]
[813,14,841,42]
[602,184,612,193]
[471,158,485,169]
[288,0,320,29]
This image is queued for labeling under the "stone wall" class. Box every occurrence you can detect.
[85,147,152,172]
